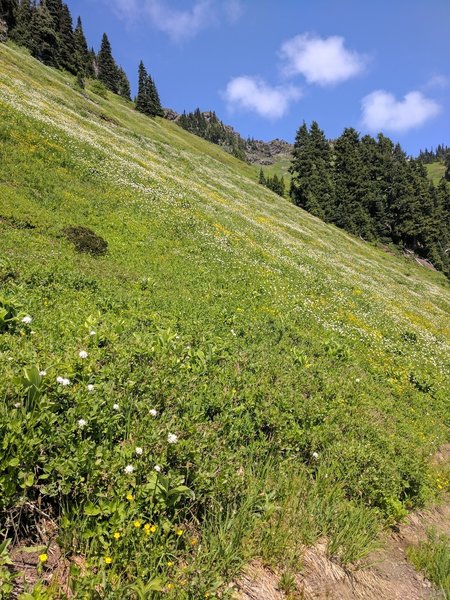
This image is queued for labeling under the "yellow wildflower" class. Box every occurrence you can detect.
[190,537,198,546]
[126,493,134,501]
[176,528,183,536]
[167,583,174,590]
[113,532,121,540]
[167,561,174,567]
[150,524,157,533]
[38,553,48,563]
[134,520,141,528]
[104,556,112,565]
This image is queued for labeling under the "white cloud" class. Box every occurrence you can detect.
[280,33,367,86]
[224,76,302,119]
[110,0,243,41]
[423,74,449,90]
[361,90,441,133]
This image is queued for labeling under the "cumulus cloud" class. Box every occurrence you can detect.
[224,76,302,119]
[423,74,449,90]
[280,33,367,86]
[361,90,441,133]
[110,0,242,41]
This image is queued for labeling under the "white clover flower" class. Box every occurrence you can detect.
[77,418,87,429]
[89,330,96,336]
[149,409,158,417]
[79,350,88,359]
[113,403,120,410]
[87,384,95,392]
[124,464,135,474]
[57,376,71,386]
[154,465,161,473]
[22,315,32,324]
[135,447,143,455]
[167,433,178,444]
[312,452,319,459]
[39,370,47,376]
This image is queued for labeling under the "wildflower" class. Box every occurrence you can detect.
[150,524,157,533]
[39,370,47,376]
[77,419,87,429]
[113,403,120,410]
[135,446,143,456]
[87,384,95,392]
[89,330,96,336]
[190,537,198,546]
[154,465,161,473]
[149,408,158,417]
[176,529,183,536]
[38,553,48,563]
[167,561,174,567]
[57,376,71,386]
[355,378,361,383]
[79,350,88,359]
[312,452,319,459]
[126,493,134,501]
[167,433,178,444]
[124,464,134,474]
[22,315,32,324]
[133,520,141,529]
[167,583,174,591]
[113,532,121,540]
[14,402,21,409]
[104,556,112,565]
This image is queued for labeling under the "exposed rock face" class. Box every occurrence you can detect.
[163,107,293,165]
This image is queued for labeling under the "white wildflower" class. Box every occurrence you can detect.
[22,315,32,324]
[167,433,178,444]
[14,402,21,409]
[135,447,143,455]
[89,330,96,336]
[113,403,120,410]
[312,452,319,459]
[124,464,135,474]
[79,350,88,359]
[149,408,158,417]
[39,370,47,376]
[355,378,361,383]
[154,465,161,472]
[57,376,71,386]
[87,384,95,392]
[77,418,87,429]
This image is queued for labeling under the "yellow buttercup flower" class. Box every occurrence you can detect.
[39,553,48,563]
[167,583,174,590]
[113,532,121,540]
[167,561,174,567]
[133,520,141,528]
[104,556,112,565]
[176,528,183,536]
[126,493,134,501]
[150,524,157,533]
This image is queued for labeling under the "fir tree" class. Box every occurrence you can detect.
[136,61,149,113]
[258,167,266,185]
[147,74,163,116]
[0,0,18,32]
[74,16,93,77]
[445,151,450,182]
[97,33,118,93]
[58,3,76,73]
[29,1,60,68]
[116,65,130,100]
[10,0,33,47]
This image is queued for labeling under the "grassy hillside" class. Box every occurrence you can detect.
[0,43,449,599]
[426,161,446,185]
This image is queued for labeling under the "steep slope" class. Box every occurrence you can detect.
[0,43,449,598]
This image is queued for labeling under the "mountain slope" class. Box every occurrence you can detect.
[0,43,449,598]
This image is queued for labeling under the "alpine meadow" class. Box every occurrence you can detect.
[1,31,450,600]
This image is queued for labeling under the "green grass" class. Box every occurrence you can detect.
[426,162,446,185]
[407,531,450,599]
[0,43,450,598]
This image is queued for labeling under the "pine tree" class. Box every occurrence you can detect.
[116,66,130,100]
[136,60,149,113]
[10,0,33,47]
[258,168,266,185]
[136,61,163,116]
[97,33,118,93]
[74,16,93,77]
[147,74,163,116]
[58,3,76,73]
[445,151,450,182]
[29,1,60,68]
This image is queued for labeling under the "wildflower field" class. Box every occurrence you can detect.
[0,43,449,598]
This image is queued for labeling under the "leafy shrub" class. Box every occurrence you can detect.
[90,80,108,99]
[63,226,108,256]
[0,295,20,333]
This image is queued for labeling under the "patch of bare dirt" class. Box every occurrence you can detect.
[234,504,450,600]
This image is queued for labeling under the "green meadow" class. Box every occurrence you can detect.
[0,43,449,598]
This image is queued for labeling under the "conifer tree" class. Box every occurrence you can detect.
[445,151,450,182]
[10,0,33,47]
[58,3,76,73]
[147,74,163,116]
[136,60,149,113]
[258,167,266,185]
[97,33,118,93]
[29,1,60,68]
[116,65,130,100]
[74,16,93,77]
[0,0,17,33]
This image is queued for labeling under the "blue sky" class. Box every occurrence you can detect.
[67,0,450,155]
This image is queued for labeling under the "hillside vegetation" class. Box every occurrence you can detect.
[0,43,450,598]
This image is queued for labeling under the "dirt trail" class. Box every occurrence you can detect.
[235,502,450,600]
